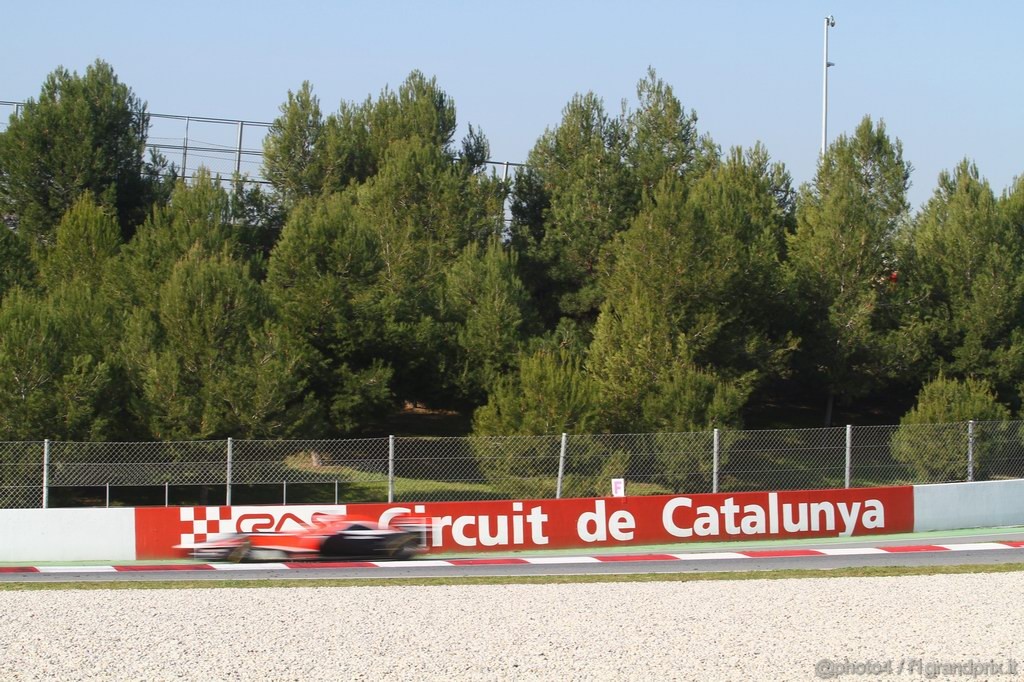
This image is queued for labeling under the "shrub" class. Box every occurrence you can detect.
[891,373,1010,481]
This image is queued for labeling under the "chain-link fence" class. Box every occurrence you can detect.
[720,427,847,492]
[3,421,1024,509]
[565,432,717,496]
[394,436,560,502]
[0,442,44,509]
[230,438,390,505]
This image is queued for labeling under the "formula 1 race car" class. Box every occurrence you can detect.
[185,514,431,562]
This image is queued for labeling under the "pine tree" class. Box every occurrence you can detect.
[262,81,327,207]
[442,236,537,403]
[39,194,121,289]
[0,60,168,245]
[264,192,393,434]
[787,116,911,424]
[900,161,1024,402]
[510,92,638,327]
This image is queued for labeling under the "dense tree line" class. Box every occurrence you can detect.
[1,60,1022,444]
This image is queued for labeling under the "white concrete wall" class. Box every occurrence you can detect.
[0,508,136,562]
[913,479,1024,532]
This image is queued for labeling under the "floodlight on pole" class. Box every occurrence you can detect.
[822,15,836,157]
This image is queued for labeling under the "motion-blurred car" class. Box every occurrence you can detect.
[184,514,431,562]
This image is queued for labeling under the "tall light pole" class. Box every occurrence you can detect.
[821,15,836,156]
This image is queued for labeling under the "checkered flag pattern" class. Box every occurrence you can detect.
[179,506,231,545]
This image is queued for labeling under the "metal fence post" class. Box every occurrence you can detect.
[388,435,395,503]
[42,439,49,509]
[235,121,244,174]
[283,480,287,505]
[712,429,720,494]
[556,433,567,499]
[226,437,233,506]
[967,420,975,482]
[105,483,110,508]
[845,425,852,488]
[182,117,190,177]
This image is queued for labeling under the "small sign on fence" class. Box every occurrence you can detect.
[611,478,625,497]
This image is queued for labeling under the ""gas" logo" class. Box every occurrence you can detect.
[235,511,338,533]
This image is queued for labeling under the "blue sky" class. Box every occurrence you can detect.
[5,1,1023,211]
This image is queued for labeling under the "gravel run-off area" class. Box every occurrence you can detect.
[1,573,1022,681]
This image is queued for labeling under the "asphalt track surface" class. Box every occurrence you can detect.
[3,528,1023,583]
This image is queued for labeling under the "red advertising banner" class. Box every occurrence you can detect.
[134,486,914,559]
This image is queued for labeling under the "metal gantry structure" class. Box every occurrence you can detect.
[0,101,525,185]
[821,15,836,157]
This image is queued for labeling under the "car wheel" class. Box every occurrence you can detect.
[247,548,289,561]
[394,538,420,560]
[227,540,251,563]
[320,534,348,558]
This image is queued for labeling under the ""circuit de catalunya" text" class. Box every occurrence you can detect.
[379,494,888,548]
